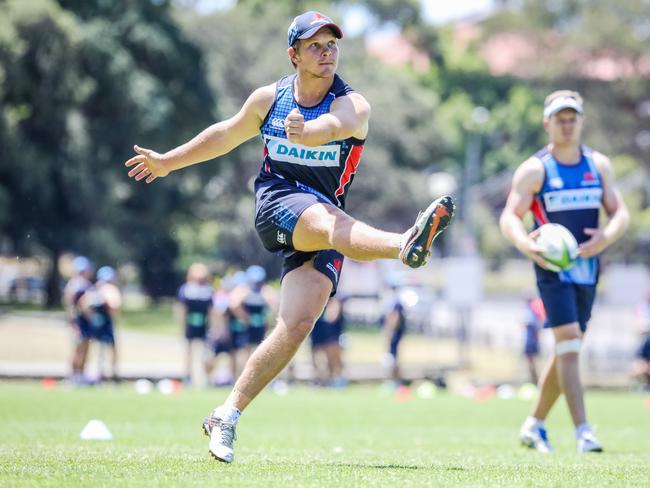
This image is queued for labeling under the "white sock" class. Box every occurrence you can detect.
[576,422,590,438]
[213,404,241,424]
[523,416,544,430]
[398,233,406,253]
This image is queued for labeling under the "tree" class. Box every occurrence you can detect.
[0,0,216,305]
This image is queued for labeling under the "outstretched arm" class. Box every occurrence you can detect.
[578,153,630,258]
[125,84,275,183]
[285,93,370,147]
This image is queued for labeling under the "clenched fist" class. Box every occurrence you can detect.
[284,108,304,143]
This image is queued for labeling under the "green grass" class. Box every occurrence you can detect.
[1,383,649,487]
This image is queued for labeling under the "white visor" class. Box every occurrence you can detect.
[543,96,583,119]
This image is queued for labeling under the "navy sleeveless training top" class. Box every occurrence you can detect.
[530,145,603,285]
[256,74,365,209]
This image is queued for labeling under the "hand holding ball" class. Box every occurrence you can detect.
[535,223,578,272]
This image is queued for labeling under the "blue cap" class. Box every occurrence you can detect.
[73,256,93,273]
[288,11,343,47]
[232,271,248,286]
[246,265,267,284]
[97,266,116,282]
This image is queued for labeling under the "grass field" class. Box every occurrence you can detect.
[1,382,649,487]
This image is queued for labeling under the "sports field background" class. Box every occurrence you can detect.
[0,307,523,382]
[2,2,650,486]
[1,382,648,487]
[0,299,639,386]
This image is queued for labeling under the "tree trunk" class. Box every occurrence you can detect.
[45,247,61,309]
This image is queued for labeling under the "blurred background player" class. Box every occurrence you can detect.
[233,265,277,354]
[632,292,650,391]
[310,295,346,387]
[176,263,214,386]
[225,270,250,379]
[78,266,121,382]
[62,256,94,384]
[381,281,407,387]
[500,90,629,453]
[207,275,235,386]
[523,297,546,385]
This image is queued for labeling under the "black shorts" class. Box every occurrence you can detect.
[310,320,339,347]
[389,325,405,358]
[75,317,93,341]
[254,177,344,295]
[96,325,115,345]
[185,325,207,340]
[212,338,231,354]
[524,340,540,356]
[638,334,650,361]
[230,330,249,350]
[537,279,597,333]
[248,326,266,345]
[77,318,114,344]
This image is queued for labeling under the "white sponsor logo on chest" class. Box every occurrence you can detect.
[271,118,285,128]
[543,188,602,212]
[264,135,340,167]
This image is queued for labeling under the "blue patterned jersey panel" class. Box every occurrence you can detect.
[257,74,364,208]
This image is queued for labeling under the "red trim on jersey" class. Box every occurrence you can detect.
[530,196,549,226]
[335,145,364,199]
[263,147,269,173]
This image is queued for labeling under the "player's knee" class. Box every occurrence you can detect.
[555,338,582,356]
[284,318,315,346]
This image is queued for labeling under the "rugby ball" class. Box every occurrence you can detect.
[535,223,578,271]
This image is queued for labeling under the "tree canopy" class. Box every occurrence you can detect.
[0,0,215,304]
[1,0,648,305]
